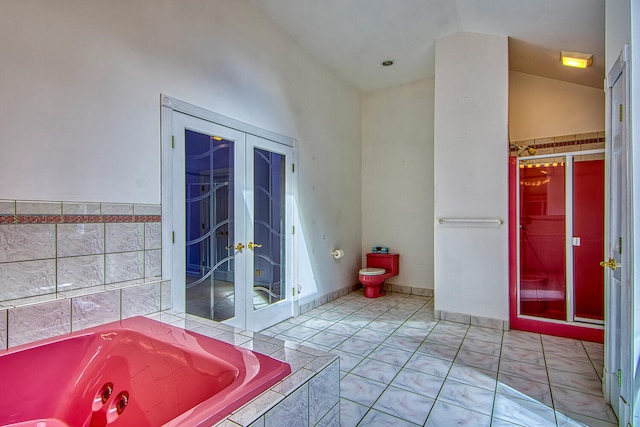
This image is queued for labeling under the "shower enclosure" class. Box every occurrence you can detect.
[511,150,605,335]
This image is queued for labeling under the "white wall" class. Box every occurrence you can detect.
[509,71,605,141]
[0,0,362,303]
[605,0,630,71]
[361,78,435,289]
[434,32,509,321]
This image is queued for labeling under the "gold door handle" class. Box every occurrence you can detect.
[599,258,617,271]
[225,243,245,251]
[247,242,263,250]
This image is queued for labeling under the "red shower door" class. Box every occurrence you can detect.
[518,162,567,321]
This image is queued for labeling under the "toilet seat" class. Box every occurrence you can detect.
[359,267,386,276]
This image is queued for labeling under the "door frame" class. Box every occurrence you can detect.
[160,95,299,328]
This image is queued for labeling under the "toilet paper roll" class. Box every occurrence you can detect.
[332,249,344,259]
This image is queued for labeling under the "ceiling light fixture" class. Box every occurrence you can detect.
[381,60,394,67]
[561,51,593,68]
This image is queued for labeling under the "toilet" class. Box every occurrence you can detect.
[358,253,400,298]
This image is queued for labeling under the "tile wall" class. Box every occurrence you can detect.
[0,200,170,349]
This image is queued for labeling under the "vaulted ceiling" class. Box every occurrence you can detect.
[247,0,605,92]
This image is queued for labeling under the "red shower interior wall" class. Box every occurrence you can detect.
[573,160,605,321]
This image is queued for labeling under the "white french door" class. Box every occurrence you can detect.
[169,110,294,331]
[244,134,295,331]
[604,47,632,425]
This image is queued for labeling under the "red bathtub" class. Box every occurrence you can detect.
[0,317,291,427]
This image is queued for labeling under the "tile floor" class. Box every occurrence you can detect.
[259,290,617,427]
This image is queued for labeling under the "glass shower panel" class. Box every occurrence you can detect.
[185,130,235,321]
[252,148,286,310]
[519,160,567,320]
[573,159,605,321]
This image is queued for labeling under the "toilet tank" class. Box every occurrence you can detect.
[366,253,400,275]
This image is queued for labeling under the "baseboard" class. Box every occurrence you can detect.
[382,283,434,297]
[434,309,509,331]
[298,283,361,315]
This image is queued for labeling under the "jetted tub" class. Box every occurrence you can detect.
[0,316,291,427]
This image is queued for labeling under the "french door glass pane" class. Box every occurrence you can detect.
[185,129,235,321]
[519,160,566,320]
[252,148,286,310]
[573,159,605,321]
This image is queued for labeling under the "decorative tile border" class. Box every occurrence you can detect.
[1,214,160,224]
[55,215,103,223]
[510,131,605,156]
[15,215,62,224]
[135,215,162,222]
[511,136,605,152]
[0,200,161,224]
[102,215,134,223]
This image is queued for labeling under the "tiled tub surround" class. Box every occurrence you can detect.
[0,200,166,349]
[0,278,171,348]
[147,310,341,427]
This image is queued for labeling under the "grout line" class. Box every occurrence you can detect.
[540,336,562,426]
[580,339,605,381]
[409,322,451,425]
[1,309,7,351]
[488,326,505,424]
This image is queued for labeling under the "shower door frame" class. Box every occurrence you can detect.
[510,149,605,341]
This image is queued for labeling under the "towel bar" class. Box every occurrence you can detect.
[438,218,504,225]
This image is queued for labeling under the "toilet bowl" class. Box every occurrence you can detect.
[358,253,399,298]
